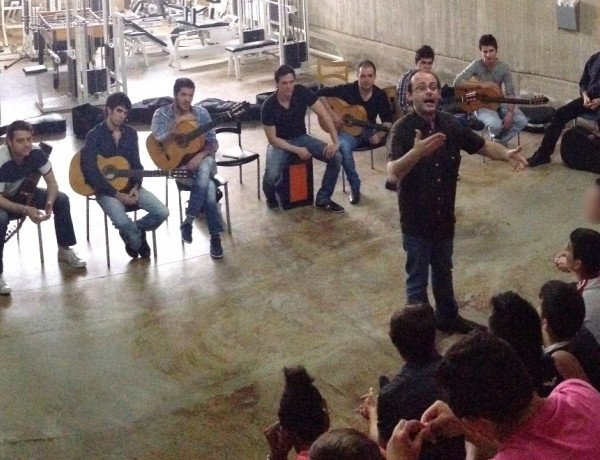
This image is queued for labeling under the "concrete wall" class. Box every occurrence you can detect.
[307,0,600,104]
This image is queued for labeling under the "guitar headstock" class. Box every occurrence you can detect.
[226,101,250,120]
[531,95,549,105]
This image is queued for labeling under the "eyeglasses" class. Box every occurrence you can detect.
[413,83,439,92]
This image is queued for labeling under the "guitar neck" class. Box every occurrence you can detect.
[346,118,390,132]
[481,96,539,105]
[183,112,232,143]
[112,169,190,179]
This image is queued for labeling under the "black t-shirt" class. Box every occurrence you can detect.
[387,111,485,240]
[317,81,393,124]
[377,356,466,460]
[261,84,317,140]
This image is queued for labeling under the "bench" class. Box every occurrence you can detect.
[225,39,279,80]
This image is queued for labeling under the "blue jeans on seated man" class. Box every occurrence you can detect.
[97,187,169,250]
[179,155,223,236]
[0,188,76,274]
[262,134,342,205]
[475,104,528,144]
[402,233,458,324]
[337,129,376,191]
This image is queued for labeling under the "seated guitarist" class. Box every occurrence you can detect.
[151,77,224,259]
[317,60,393,205]
[454,34,527,146]
[81,92,169,259]
[0,120,86,295]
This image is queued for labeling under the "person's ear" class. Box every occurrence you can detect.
[541,317,549,332]
[572,259,583,272]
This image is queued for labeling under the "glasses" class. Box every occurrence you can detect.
[413,83,439,92]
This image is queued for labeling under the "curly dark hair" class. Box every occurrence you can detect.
[309,428,385,460]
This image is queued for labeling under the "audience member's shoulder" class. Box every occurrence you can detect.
[553,378,600,401]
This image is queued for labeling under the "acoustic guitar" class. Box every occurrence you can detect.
[146,101,249,170]
[5,142,53,242]
[69,152,192,196]
[320,97,390,137]
[454,86,548,113]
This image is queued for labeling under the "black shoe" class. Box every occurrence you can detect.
[138,232,151,258]
[316,200,345,213]
[119,230,138,259]
[384,180,397,192]
[527,151,551,168]
[436,315,484,335]
[210,234,223,259]
[180,222,193,244]
[266,196,279,209]
[349,187,361,205]
[216,188,224,203]
[468,118,486,131]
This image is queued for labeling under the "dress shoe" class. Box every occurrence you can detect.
[349,188,361,205]
[436,315,484,335]
[527,151,551,167]
[316,200,345,213]
[138,232,151,258]
[119,231,138,259]
[385,180,397,192]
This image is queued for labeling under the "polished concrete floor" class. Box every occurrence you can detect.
[0,47,592,458]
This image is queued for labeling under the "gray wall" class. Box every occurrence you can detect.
[307,0,600,103]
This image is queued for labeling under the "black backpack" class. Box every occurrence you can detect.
[560,126,600,173]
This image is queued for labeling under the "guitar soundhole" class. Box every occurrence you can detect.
[175,134,189,148]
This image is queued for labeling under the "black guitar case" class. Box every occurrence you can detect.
[72,103,104,139]
[0,113,67,137]
[128,96,174,125]
[560,126,600,173]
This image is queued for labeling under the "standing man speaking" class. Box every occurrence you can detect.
[386,71,528,334]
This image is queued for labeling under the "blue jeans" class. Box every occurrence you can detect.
[337,129,374,190]
[475,104,527,144]
[0,188,76,274]
[180,155,223,235]
[263,134,342,205]
[402,233,458,322]
[96,187,169,250]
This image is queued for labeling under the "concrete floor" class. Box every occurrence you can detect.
[0,48,590,458]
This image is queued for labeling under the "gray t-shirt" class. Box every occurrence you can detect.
[453,58,516,97]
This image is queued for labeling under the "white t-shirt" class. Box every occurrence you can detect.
[578,276,600,343]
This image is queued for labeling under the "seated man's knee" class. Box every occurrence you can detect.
[54,191,70,210]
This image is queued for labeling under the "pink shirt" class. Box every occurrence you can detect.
[495,380,600,459]
[296,452,309,460]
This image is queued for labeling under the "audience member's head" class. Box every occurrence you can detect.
[583,179,600,224]
[539,280,586,342]
[278,366,330,448]
[414,45,435,71]
[309,428,385,460]
[274,64,296,83]
[105,91,132,112]
[389,304,437,363]
[566,228,600,279]
[6,120,33,141]
[478,34,498,51]
[437,331,534,436]
[173,77,195,97]
[488,291,546,387]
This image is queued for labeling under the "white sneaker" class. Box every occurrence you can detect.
[0,275,12,295]
[58,248,87,268]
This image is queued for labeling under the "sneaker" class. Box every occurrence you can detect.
[180,222,193,244]
[138,232,151,258]
[467,118,486,131]
[527,151,551,168]
[119,230,139,259]
[58,247,87,268]
[316,200,345,213]
[266,196,279,209]
[210,235,223,259]
[436,315,484,335]
[0,275,12,295]
[384,180,397,192]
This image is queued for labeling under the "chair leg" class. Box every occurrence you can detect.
[165,176,169,208]
[104,213,110,268]
[37,224,44,265]
[256,157,261,200]
[178,189,183,224]
[370,149,374,170]
[223,183,231,234]
[238,164,243,184]
[86,196,90,241]
[151,230,157,259]
[342,169,346,193]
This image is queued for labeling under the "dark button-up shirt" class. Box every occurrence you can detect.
[387,111,485,240]
[580,51,600,98]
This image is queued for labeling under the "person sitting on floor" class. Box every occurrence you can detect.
[561,228,600,342]
[261,65,344,213]
[488,291,588,397]
[538,280,600,391]
[0,120,86,295]
[264,366,330,460]
[81,92,169,259]
[385,331,600,460]
[358,304,465,459]
[316,59,393,205]
[308,428,385,460]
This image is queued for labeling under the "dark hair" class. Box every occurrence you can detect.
[437,331,534,425]
[274,64,295,83]
[595,178,600,188]
[479,34,498,50]
[415,45,435,64]
[308,428,385,460]
[389,305,437,363]
[278,366,328,445]
[488,291,546,386]
[105,92,132,112]
[540,280,586,341]
[173,77,195,96]
[6,120,33,140]
[570,228,600,276]
[357,59,377,75]
[407,70,441,93]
